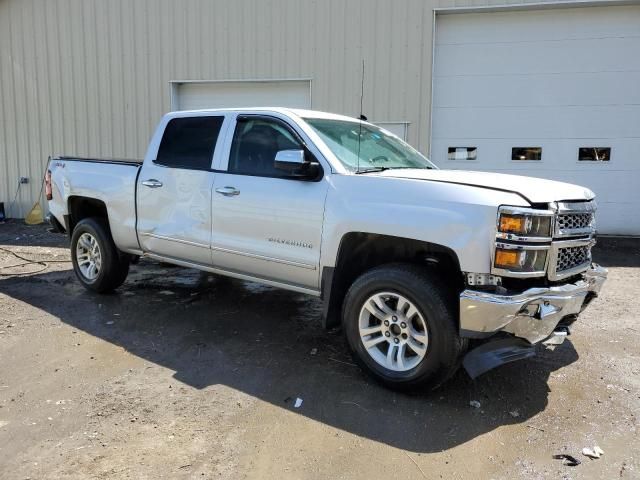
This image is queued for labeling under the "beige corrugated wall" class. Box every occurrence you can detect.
[0,0,616,217]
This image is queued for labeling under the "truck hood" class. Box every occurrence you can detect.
[377,169,595,204]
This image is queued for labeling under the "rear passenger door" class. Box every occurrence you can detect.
[211,114,329,291]
[137,114,228,265]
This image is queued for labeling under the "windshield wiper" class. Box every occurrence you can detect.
[354,167,391,174]
[354,166,426,174]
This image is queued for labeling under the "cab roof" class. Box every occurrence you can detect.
[164,107,362,123]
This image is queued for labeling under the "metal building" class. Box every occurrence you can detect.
[1,0,638,233]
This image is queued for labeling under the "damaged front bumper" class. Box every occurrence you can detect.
[459,264,607,378]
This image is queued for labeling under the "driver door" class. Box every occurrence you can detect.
[211,115,329,290]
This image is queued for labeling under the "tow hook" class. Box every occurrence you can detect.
[542,326,570,348]
[517,300,561,320]
[536,301,561,320]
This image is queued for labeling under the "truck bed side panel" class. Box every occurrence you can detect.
[49,158,141,253]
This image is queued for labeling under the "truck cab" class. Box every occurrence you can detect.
[136,109,330,291]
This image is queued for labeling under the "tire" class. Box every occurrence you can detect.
[70,217,130,293]
[342,263,463,392]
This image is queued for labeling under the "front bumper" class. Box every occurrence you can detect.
[459,264,607,344]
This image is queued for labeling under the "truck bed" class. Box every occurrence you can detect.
[48,156,142,254]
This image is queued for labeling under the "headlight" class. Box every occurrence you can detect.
[494,245,548,274]
[497,207,553,239]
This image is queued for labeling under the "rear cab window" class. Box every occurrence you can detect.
[155,116,224,170]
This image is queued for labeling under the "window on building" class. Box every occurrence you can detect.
[228,118,304,178]
[448,147,477,160]
[155,116,224,170]
[578,147,610,162]
[375,122,408,141]
[512,147,542,161]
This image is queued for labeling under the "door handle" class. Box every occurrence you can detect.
[142,179,163,188]
[215,186,240,197]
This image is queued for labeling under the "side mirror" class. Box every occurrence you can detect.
[274,149,321,179]
[274,149,306,171]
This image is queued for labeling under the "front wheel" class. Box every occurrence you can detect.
[342,264,462,391]
[70,218,129,293]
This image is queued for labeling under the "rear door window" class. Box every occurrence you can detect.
[155,116,224,170]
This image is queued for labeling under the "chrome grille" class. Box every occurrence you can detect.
[555,201,596,237]
[556,245,591,273]
[557,212,593,231]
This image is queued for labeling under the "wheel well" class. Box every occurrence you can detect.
[321,232,463,329]
[67,196,108,233]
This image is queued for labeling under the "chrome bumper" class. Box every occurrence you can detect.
[459,264,607,344]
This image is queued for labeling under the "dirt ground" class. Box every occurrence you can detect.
[0,221,638,480]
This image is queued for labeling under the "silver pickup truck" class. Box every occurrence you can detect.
[47,108,607,390]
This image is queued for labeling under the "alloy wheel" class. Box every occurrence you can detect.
[76,232,102,281]
[358,292,429,372]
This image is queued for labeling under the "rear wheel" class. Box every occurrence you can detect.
[342,263,462,391]
[71,218,129,293]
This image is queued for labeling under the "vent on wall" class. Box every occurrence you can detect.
[448,147,477,160]
[512,147,542,161]
[579,147,610,162]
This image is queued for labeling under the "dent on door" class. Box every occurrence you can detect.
[137,166,214,264]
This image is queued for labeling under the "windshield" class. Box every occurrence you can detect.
[304,118,436,172]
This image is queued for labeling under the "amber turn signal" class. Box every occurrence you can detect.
[499,214,526,234]
[494,248,520,268]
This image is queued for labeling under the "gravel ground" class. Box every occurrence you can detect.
[0,220,638,479]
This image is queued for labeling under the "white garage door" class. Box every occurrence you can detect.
[432,6,640,235]
[172,80,311,111]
